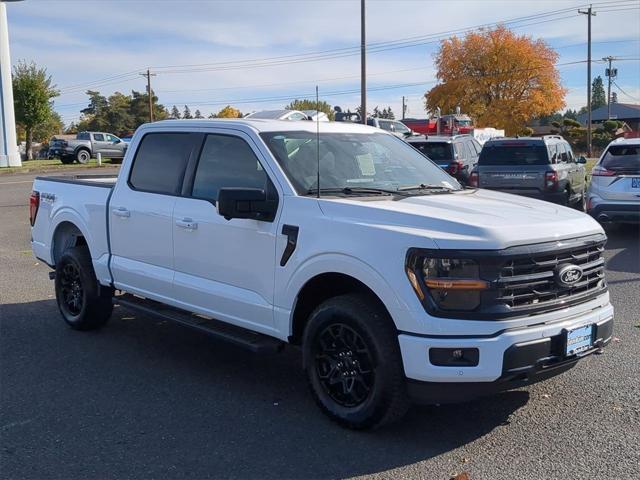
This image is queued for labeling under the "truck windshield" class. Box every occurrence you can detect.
[479,144,549,166]
[260,131,460,194]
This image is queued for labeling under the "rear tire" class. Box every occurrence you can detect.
[60,156,74,165]
[76,149,91,164]
[302,294,409,430]
[55,246,113,330]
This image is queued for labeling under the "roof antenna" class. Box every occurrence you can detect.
[316,85,321,199]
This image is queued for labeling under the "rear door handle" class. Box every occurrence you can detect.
[176,218,198,230]
[112,207,130,218]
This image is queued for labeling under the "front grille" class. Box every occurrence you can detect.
[496,241,606,309]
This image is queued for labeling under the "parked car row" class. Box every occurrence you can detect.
[406,133,639,224]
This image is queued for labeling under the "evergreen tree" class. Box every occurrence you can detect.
[194,109,203,119]
[591,76,607,110]
[385,106,395,119]
[183,105,193,119]
[611,92,618,103]
[170,105,181,119]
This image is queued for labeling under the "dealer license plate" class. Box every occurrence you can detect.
[631,177,640,188]
[566,324,593,356]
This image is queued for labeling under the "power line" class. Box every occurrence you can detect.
[612,81,640,101]
[55,1,634,96]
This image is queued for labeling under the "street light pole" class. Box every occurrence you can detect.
[0,0,23,168]
[360,0,366,125]
[579,5,596,157]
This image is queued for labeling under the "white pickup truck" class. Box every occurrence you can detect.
[30,119,614,429]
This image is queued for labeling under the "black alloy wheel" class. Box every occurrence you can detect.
[313,323,375,408]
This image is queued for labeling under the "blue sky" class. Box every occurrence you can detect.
[6,0,640,126]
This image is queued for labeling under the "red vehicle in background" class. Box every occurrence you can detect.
[401,114,474,136]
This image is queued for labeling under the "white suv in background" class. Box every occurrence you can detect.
[587,138,640,224]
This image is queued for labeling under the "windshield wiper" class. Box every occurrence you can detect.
[397,183,455,192]
[306,187,410,196]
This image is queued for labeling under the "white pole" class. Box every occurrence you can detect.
[96,152,101,165]
[0,1,20,167]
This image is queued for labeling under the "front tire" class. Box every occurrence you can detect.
[55,246,113,330]
[60,156,74,165]
[303,294,409,430]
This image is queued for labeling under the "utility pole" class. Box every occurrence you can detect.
[579,5,596,157]
[603,56,617,120]
[402,96,406,120]
[140,69,156,122]
[360,0,366,125]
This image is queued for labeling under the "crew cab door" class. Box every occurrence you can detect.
[172,131,280,333]
[90,133,111,156]
[105,133,127,158]
[109,132,201,300]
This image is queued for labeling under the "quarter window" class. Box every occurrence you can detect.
[129,133,199,195]
[191,134,270,202]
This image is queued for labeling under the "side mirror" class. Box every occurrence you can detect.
[576,156,587,164]
[217,188,276,222]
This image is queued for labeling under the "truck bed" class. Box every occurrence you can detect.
[31,174,118,284]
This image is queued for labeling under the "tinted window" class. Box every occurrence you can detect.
[192,134,269,202]
[129,133,198,195]
[558,143,569,162]
[77,132,90,140]
[601,145,640,174]
[410,142,454,162]
[93,133,105,141]
[287,112,307,121]
[470,139,482,155]
[479,144,549,166]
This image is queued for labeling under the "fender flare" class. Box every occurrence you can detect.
[281,252,409,319]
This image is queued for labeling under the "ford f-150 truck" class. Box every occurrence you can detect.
[49,131,128,164]
[30,119,614,429]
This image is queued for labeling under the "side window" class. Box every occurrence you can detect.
[471,139,482,155]
[453,142,464,159]
[106,134,118,142]
[558,143,569,163]
[566,144,574,161]
[191,134,270,203]
[93,133,105,142]
[287,112,307,121]
[548,144,558,163]
[77,132,90,141]
[129,133,199,195]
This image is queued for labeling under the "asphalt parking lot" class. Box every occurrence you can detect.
[1,171,639,480]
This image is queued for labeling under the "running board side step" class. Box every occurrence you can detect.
[114,293,284,354]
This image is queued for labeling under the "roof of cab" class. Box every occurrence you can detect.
[141,118,380,134]
[485,135,567,145]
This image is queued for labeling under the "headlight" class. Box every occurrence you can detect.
[406,256,488,312]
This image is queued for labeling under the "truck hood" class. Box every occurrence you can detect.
[318,189,604,250]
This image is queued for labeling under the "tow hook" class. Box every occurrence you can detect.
[48,271,56,280]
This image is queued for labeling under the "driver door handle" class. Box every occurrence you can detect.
[112,207,130,218]
[176,218,198,230]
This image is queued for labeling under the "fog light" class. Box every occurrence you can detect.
[429,347,479,367]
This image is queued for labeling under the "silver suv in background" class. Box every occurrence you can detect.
[587,138,640,223]
[407,134,481,186]
[470,136,587,209]
[366,118,414,139]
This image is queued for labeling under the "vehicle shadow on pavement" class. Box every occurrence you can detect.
[1,299,528,480]
[604,224,640,277]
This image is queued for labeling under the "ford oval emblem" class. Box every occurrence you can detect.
[556,264,583,288]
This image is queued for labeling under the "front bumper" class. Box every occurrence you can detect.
[398,301,613,403]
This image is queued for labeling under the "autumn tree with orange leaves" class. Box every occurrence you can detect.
[425,26,566,135]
